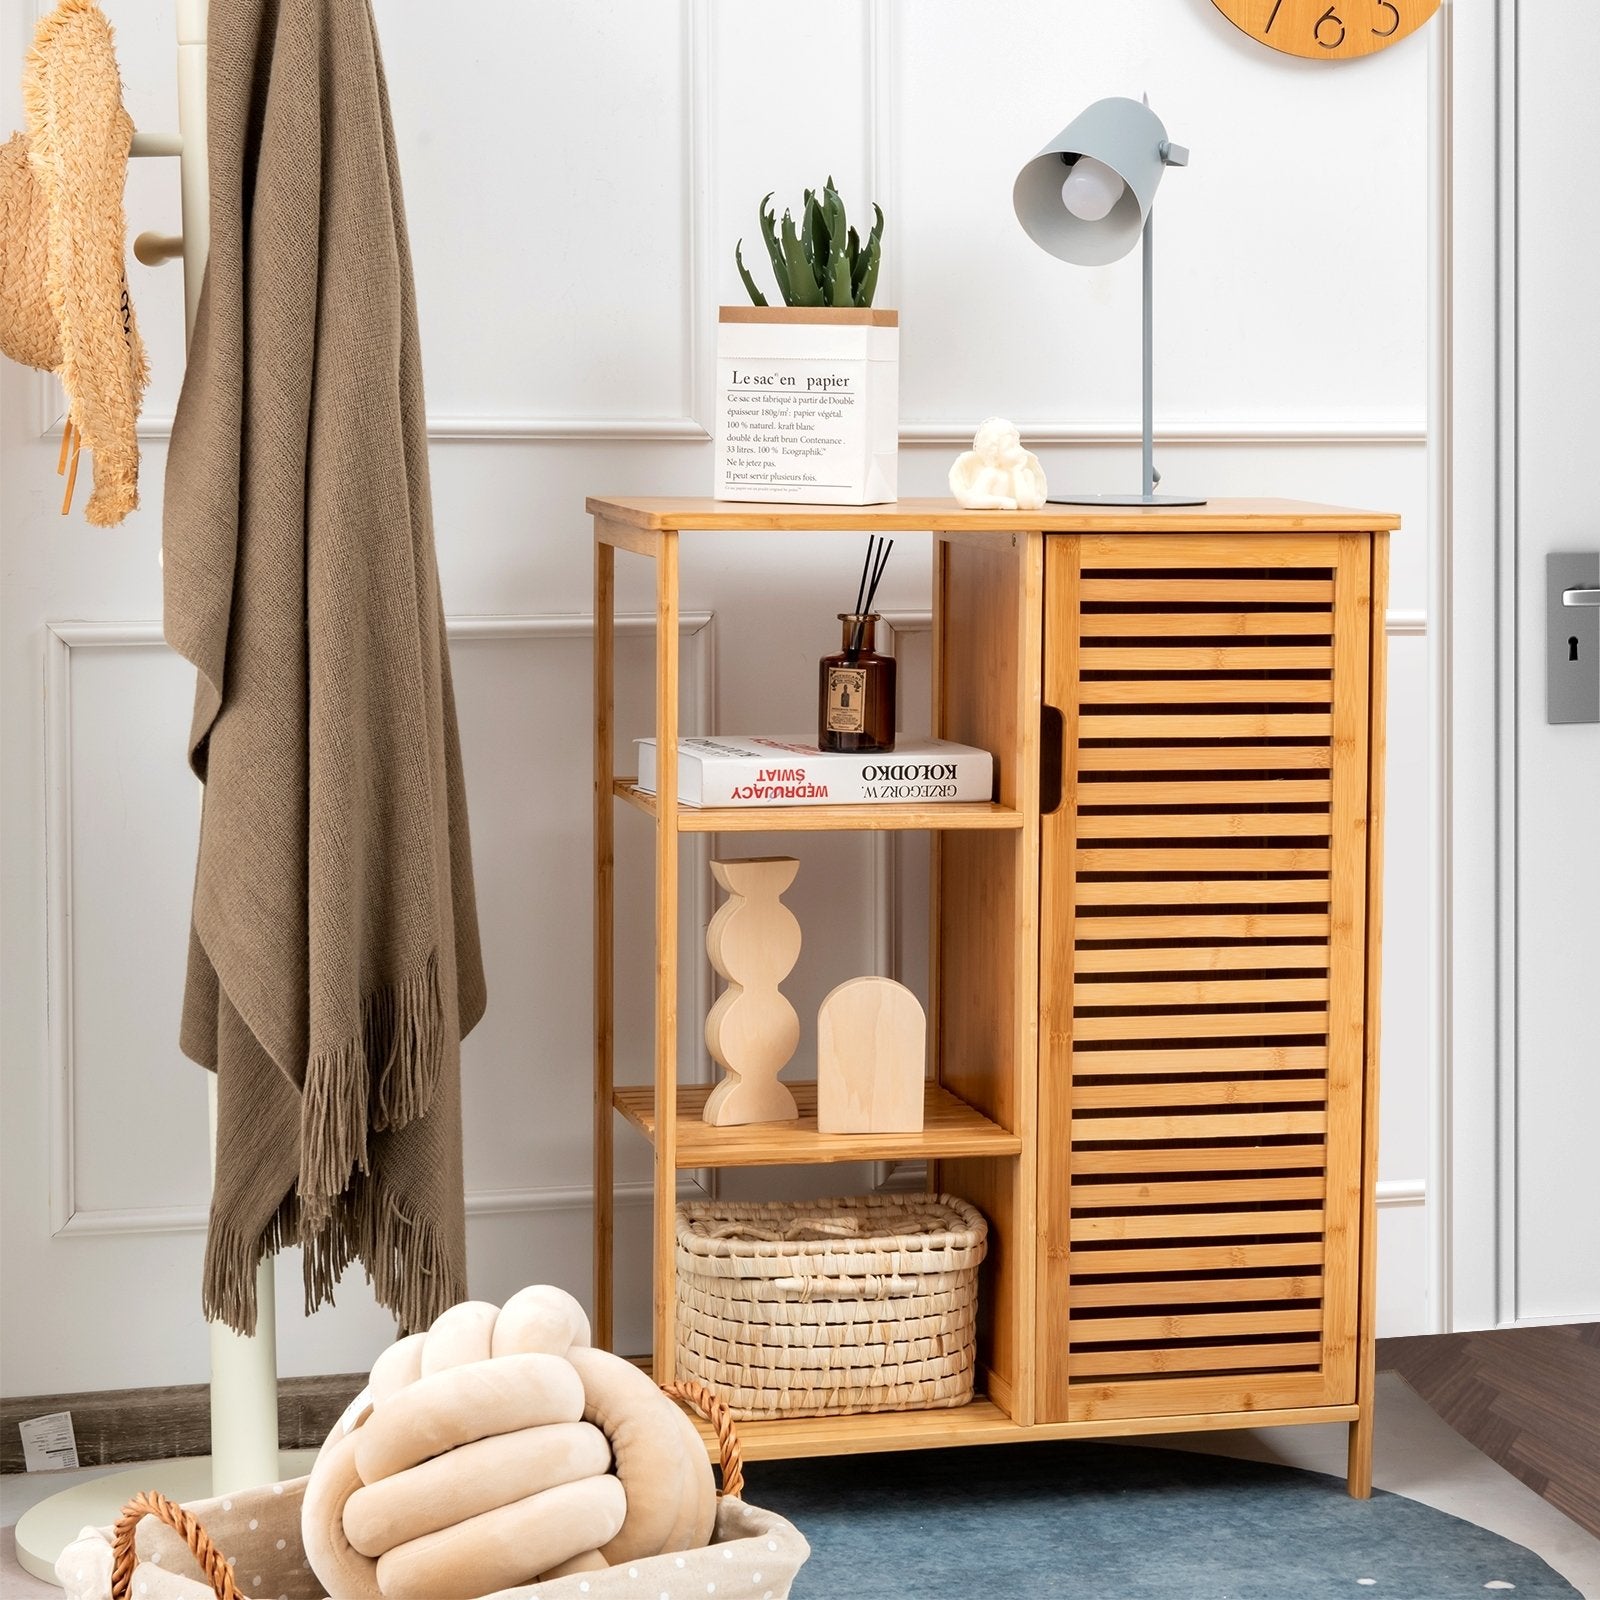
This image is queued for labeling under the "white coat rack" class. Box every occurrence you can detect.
[14,2,289,1580]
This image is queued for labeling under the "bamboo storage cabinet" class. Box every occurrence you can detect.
[591,496,1395,1496]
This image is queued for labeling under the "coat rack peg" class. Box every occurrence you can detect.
[130,130,182,157]
[134,231,184,265]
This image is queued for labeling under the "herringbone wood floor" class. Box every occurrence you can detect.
[1379,1322,1600,1538]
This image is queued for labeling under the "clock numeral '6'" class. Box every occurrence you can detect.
[1314,5,1346,47]
[1372,0,1401,35]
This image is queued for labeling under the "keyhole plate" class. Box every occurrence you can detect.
[1548,553,1600,724]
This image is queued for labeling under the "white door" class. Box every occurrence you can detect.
[1510,0,1600,1320]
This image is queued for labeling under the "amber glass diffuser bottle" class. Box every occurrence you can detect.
[819,612,896,752]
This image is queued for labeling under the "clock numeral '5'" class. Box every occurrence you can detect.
[1314,5,1347,47]
[1372,1,1400,35]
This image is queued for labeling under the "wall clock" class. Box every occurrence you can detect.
[1212,0,1441,60]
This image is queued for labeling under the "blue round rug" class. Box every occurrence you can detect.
[746,1439,1580,1598]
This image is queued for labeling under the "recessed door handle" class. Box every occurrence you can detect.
[1565,587,1600,607]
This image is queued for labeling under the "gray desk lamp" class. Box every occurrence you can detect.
[1014,95,1203,505]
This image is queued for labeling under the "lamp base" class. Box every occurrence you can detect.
[1047,493,1208,507]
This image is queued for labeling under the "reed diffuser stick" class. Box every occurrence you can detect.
[847,536,894,660]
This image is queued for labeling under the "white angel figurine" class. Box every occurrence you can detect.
[948,418,1048,510]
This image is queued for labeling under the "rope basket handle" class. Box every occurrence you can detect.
[111,1490,241,1600]
[660,1380,745,1500]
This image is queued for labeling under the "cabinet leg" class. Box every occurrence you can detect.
[1346,1410,1374,1499]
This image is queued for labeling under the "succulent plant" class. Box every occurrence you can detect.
[735,177,884,309]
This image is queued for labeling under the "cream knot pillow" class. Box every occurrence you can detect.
[302,1286,716,1599]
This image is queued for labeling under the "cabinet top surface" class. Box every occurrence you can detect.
[586,496,1401,533]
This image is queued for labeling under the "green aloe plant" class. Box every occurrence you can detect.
[735,177,884,308]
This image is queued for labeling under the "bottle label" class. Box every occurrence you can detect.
[826,667,867,733]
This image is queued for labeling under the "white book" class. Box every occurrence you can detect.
[634,735,994,808]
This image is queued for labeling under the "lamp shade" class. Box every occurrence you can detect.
[1013,96,1173,267]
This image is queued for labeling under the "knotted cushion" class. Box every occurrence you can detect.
[302,1285,715,1598]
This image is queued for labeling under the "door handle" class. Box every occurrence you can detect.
[1565,587,1600,607]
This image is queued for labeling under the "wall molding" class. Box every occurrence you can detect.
[117,415,1432,449]
[1378,1179,1428,1209]
[44,612,713,1239]
[900,419,1428,448]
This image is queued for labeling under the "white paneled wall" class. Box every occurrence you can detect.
[0,0,1435,1396]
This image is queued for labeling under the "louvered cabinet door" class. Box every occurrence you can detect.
[1038,532,1380,1424]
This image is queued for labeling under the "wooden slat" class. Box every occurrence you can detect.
[1070,1241,1325,1274]
[1069,1143,1327,1175]
[1068,1341,1323,1377]
[1076,779,1332,806]
[1079,578,1333,603]
[1077,611,1337,637]
[1071,1082,1327,1113]
[1078,535,1342,570]
[1075,847,1331,875]
[1079,679,1332,705]
[1070,1309,1324,1342]
[1076,746,1332,771]
[1072,1011,1329,1046]
[1076,813,1332,839]
[1066,1370,1337,1424]
[1079,714,1333,741]
[1071,1173,1325,1206]
[1071,1109,1328,1140]
[1069,1046,1328,1076]
[1080,646,1334,671]
[1073,881,1331,909]
[1073,976,1329,1007]
[1072,913,1331,941]
[1071,1209,1326,1241]
[1069,1274,1324,1308]
[1073,946,1330,974]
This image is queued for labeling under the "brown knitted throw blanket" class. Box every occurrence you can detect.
[163,0,485,1335]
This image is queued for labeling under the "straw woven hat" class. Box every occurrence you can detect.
[1,0,147,526]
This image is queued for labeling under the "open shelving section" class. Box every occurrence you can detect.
[592,497,1046,1453]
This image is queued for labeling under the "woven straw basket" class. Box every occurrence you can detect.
[675,1193,988,1420]
[55,1384,809,1600]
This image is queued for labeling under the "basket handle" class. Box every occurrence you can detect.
[111,1490,242,1600]
[660,1380,745,1500]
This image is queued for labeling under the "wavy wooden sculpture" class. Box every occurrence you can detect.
[703,857,801,1127]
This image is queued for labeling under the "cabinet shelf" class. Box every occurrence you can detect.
[612,1079,1022,1168]
[613,778,1021,833]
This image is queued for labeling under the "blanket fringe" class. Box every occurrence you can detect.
[303,1175,461,1335]
[298,952,443,1213]
[370,950,443,1132]
[202,1172,462,1337]
[200,1187,300,1338]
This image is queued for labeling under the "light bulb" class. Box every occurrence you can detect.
[1060,156,1125,223]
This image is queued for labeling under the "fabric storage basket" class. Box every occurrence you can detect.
[675,1192,988,1420]
[56,1385,809,1600]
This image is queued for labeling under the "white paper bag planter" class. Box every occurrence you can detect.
[714,306,899,505]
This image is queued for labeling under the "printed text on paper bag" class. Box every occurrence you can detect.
[722,368,857,488]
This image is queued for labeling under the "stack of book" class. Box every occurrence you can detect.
[634,734,994,808]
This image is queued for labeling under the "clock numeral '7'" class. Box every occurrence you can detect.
[1314,5,1346,47]
[1264,0,1286,32]
[1373,1,1400,35]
